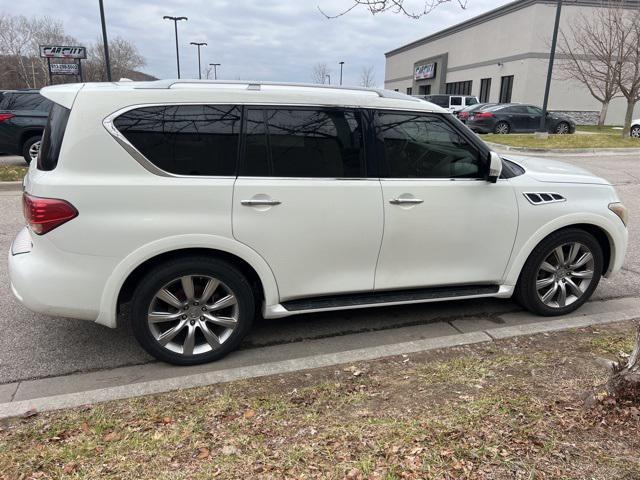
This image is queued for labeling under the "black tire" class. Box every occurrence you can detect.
[493,121,510,134]
[130,256,255,365]
[555,121,570,134]
[514,228,603,316]
[631,125,640,138]
[21,135,41,165]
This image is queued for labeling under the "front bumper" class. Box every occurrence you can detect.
[9,227,117,322]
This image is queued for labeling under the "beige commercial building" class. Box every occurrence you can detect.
[384,0,640,125]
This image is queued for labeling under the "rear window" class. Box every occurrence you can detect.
[37,103,70,171]
[0,93,52,111]
[113,105,241,176]
[466,97,478,106]
[424,95,449,108]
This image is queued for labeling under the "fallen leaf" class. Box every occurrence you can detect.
[63,462,78,474]
[81,422,90,433]
[22,408,38,418]
[103,431,119,442]
[243,409,255,419]
[196,447,210,459]
[162,417,173,424]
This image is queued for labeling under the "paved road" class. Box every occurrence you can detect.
[0,153,639,384]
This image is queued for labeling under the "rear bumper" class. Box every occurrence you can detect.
[8,227,117,323]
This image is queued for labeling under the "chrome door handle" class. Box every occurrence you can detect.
[241,199,282,206]
[389,198,423,205]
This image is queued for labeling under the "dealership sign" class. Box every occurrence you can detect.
[414,63,436,80]
[39,45,87,59]
[50,63,80,75]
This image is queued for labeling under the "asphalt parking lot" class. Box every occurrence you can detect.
[0,152,639,385]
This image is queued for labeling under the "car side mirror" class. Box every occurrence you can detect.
[487,151,502,183]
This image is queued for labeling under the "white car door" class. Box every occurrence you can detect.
[373,111,518,291]
[233,107,383,301]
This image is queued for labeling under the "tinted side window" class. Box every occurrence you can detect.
[450,96,462,106]
[38,103,70,171]
[242,108,364,178]
[466,97,478,106]
[377,112,482,179]
[114,105,241,176]
[526,106,542,115]
[2,93,51,111]
[425,95,449,107]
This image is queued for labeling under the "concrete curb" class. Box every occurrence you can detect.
[0,303,637,420]
[0,181,22,192]
[485,141,640,156]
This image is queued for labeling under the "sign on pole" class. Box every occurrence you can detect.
[49,63,80,76]
[39,45,87,59]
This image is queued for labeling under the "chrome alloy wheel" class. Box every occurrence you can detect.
[632,126,640,138]
[147,275,239,356]
[495,122,510,134]
[29,141,40,162]
[555,122,569,134]
[535,242,595,308]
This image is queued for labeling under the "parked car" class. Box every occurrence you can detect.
[419,94,479,113]
[632,118,640,138]
[456,103,496,123]
[0,89,52,163]
[9,80,628,365]
[466,103,576,134]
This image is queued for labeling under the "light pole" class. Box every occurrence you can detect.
[98,0,111,81]
[163,16,188,79]
[209,63,221,80]
[190,42,207,79]
[325,74,331,85]
[339,61,344,86]
[540,0,562,132]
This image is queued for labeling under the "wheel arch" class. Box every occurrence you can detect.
[96,235,280,328]
[19,129,43,149]
[504,217,618,287]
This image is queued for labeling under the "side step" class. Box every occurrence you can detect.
[281,285,500,312]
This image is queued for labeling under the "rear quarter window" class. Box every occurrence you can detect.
[113,105,241,176]
[38,103,71,171]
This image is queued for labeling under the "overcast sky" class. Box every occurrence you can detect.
[9,0,508,85]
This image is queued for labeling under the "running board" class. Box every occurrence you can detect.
[281,285,500,312]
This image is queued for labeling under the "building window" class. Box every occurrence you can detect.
[418,85,431,95]
[406,87,412,95]
[499,75,514,103]
[445,80,472,95]
[479,78,491,103]
[394,88,399,92]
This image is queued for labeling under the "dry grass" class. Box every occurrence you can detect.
[484,133,640,149]
[1,322,640,479]
[0,165,27,182]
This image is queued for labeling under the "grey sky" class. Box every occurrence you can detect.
[8,0,507,85]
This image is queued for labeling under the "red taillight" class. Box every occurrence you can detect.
[22,193,78,235]
[458,112,469,119]
[0,113,15,123]
[473,112,495,119]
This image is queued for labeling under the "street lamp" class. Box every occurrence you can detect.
[540,0,562,132]
[98,0,112,81]
[339,61,344,86]
[209,63,221,80]
[163,16,188,79]
[190,42,207,79]
[325,74,331,85]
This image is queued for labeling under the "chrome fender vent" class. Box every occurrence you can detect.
[523,192,566,205]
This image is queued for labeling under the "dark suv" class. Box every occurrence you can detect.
[0,90,52,163]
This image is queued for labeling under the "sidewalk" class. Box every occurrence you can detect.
[1,296,638,419]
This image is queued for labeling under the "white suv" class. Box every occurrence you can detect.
[9,81,628,365]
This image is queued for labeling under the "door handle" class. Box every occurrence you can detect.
[241,199,282,206]
[390,198,424,205]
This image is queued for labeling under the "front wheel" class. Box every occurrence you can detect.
[514,229,603,316]
[130,257,255,365]
[555,122,570,134]
[631,125,640,138]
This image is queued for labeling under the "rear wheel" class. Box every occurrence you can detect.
[22,135,41,164]
[494,121,510,134]
[130,257,255,365]
[555,122,570,134]
[631,125,640,138]
[514,229,603,316]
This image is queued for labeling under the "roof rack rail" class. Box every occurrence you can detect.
[135,79,420,102]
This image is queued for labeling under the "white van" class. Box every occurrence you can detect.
[420,94,479,113]
[9,80,628,365]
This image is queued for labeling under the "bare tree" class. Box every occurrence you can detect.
[616,8,640,137]
[84,36,145,82]
[557,6,622,126]
[311,62,331,84]
[602,323,640,403]
[318,0,468,19]
[359,65,376,88]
